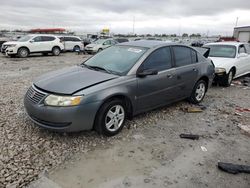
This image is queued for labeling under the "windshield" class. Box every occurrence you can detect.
[84,46,147,75]
[18,35,33,42]
[206,45,236,58]
[93,39,106,44]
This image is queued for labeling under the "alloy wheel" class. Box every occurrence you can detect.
[195,82,206,102]
[105,105,125,132]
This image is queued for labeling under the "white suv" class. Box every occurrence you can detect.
[58,36,84,52]
[1,34,64,58]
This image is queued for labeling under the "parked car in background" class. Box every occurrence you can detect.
[115,38,129,43]
[204,42,250,86]
[1,34,64,58]
[59,36,84,52]
[85,38,118,54]
[0,37,8,49]
[24,41,214,136]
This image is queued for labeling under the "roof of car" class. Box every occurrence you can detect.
[205,42,245,47]
[119,40,169,48]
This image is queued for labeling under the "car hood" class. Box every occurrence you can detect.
[208,57,235,68]
[34,66,118,95]
[86,43,100,48]
[3,41,24,45]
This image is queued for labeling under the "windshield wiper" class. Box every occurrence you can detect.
[80,64,121,75]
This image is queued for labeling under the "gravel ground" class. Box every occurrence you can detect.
[0,53,249,188]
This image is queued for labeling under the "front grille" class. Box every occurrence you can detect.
[26,86,47,104]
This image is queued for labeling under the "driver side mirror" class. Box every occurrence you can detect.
[137,69,158,77]
[29,40,34,43]
[238,53,248,58]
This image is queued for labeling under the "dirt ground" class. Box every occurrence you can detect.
[0,52,249,188]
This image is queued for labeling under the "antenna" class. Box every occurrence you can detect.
[235,17,239,27]
[133,16,135,35]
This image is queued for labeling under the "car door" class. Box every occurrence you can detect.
[30,36,43,52]
[236,44,250,76]
[136,47,177,112]
[172,46,199,98]
[40,36,55,51]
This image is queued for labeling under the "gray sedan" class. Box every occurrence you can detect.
[24,40,214,136]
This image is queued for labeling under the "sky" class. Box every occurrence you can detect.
[0,0,250,36]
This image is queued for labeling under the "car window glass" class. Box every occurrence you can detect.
[191,49,198,63]
[74,38,81,42]
[239,45,246,54]
[173,46,192,67]
[103,40,111,45]
[41,36,55,42]
[142,47,172,71]
[33,36,42,42]
[244,44,250,54]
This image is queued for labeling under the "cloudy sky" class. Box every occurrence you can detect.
[0,0,250,35]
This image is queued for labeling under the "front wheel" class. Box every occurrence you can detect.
[97,48,103,53]
[94,99,126,136]
[17,48,29,58]
[220,69,234,87]
[189,80,207,104]
[52,47,60,56]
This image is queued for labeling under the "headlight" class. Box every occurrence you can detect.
[7,44,16,47]
[215,67,226,74]
[44,95,83,107]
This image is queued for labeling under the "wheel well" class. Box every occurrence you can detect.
[74,45,80,48]
[198,76,209,91]
[231,67,236,76]
[52,46,61,51]
[18,46,30,53]
[99,95,133,119]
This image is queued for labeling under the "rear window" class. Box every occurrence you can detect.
[173,46,193,67]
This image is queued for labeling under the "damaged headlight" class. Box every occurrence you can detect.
[215,67,226,74]
[44,95,83,107]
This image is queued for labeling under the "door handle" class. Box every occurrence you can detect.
[167,74,173,78]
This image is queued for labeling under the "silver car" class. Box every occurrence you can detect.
[24,40,214,136]
[85,38,118,54]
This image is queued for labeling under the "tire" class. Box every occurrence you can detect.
[52,47,60,56]
[73,45,80,52]
[17,47,29,58]
[189,80,207,104]
[97,48,103,53]
[94,99,126,136]
[220,69,234,87]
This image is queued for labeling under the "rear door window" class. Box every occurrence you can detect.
[173,46,192,67]
[142,47,172,71]
[41,36,55,42]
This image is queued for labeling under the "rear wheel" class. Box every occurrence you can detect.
[17,47,29,58]
[52,47,60,56]
[94,99,126,136]
[189,80,207,104]
[220,69,234,87]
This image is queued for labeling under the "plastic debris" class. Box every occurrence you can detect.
[180,134,199,140]
[218,162,250,174]
[201,146,207,152]
[235,108,250,113]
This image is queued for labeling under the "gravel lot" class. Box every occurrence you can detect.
[0,53,249,188]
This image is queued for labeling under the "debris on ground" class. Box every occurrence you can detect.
[237,124,250,137]
[200,146,208,152]
[180,134,199,140]
[218,162,250,174]
[182,106,205,113]
[235,107,250,113]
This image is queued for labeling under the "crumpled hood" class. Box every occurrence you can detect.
[34,66,118,95]
[208,57,235,68]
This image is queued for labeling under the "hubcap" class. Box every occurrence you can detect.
[54,48,60,55]
[195,83,206,101]
[20,49,28,57]
[228,71,233,85]
[105,105,125,132]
